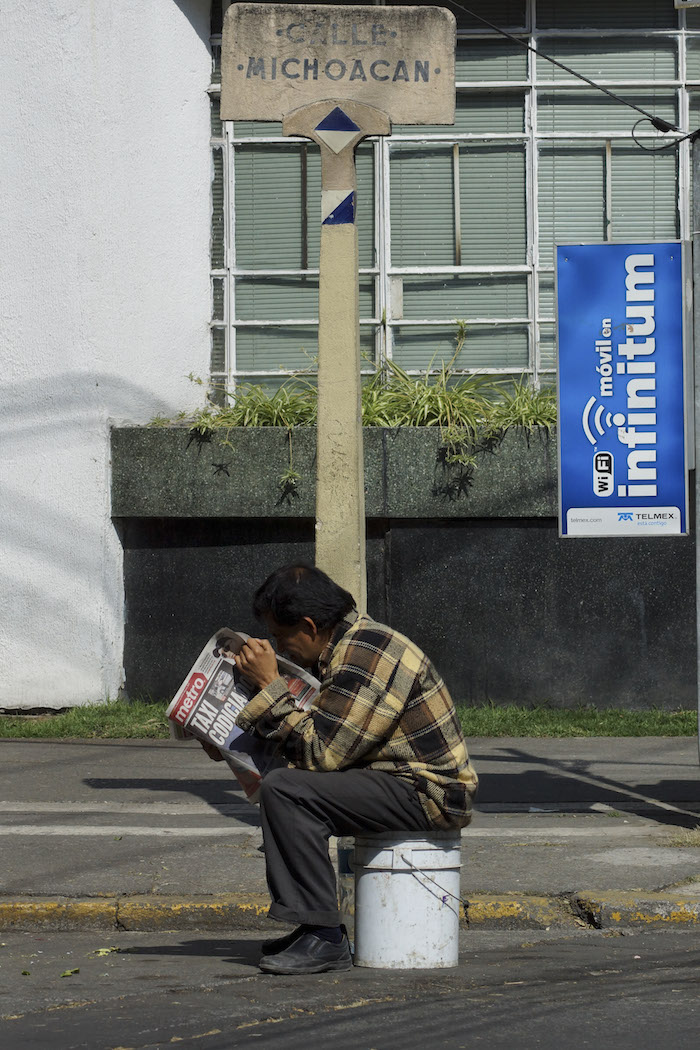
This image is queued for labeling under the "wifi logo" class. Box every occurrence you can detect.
[581,396,626,446]
[593,451,614,496]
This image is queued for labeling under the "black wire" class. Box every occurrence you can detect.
[632,118,700,152]
[631,118,674,153]
[446,0,680,134]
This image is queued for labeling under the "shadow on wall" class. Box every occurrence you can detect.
[174,0,213,50]
[0,372,198,706]
[0,372,184,448]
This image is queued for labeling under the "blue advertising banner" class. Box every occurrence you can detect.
[557,243,688,537]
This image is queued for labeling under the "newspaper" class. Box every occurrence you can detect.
[166,628,319,804]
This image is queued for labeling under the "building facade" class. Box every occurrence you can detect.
[1,0,697,708]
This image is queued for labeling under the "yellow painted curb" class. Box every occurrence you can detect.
[2,892,699,932]
[117,894,272,931]
[466,895,575,929]
[0,899,117,929]
[574,891,700,927]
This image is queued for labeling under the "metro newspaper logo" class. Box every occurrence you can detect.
[171,672,208,725]
[557,242,688,538]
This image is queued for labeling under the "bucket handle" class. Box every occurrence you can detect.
[400,853,470,914]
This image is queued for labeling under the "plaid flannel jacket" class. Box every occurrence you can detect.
[235,611,478,828]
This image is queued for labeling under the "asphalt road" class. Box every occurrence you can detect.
[2,736,699,902]
[2,735,699,1046]
[2,927,699,1049]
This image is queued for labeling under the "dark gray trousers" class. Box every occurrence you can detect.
[259,766,432,927]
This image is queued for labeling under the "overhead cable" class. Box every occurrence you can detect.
[447,2,680,134]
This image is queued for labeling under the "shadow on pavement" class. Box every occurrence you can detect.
[474,746,700,828]
[81,777,262,826]
[116,936,263,968]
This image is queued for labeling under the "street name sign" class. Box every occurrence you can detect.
[220,3,456,609]
[221,3,455,123]
[557,242,689,537]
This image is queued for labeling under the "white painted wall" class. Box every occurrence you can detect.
[0,0,212,708]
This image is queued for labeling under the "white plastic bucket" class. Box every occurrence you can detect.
[352,831,462,969]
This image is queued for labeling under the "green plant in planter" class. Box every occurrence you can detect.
[361,358,500,466]
[485,377,557,440]
[202,380,317,494]
[221,381,317,429]
[360,323,500,465]
[151,343,558,492]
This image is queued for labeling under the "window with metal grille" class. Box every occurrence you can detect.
[209,0,697,398]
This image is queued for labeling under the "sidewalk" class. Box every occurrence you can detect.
[1,736,699,932]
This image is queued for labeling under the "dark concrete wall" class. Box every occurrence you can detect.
[118,517,385,702]
[115,513,695,710]
[112,427,696,708]
[386,519,694,709]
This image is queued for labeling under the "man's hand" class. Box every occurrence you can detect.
[235,637,280,691]
[199,740,225,762]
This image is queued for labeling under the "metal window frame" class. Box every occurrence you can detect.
[209,1,694,391]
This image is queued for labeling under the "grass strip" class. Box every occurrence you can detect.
[0,700,696,740]
[458,704,697,738]
[0,700,170,739]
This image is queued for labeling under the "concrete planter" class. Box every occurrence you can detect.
[110,425,557,520]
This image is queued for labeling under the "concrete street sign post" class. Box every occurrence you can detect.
[282,98,389,613]
[222,4,456,609]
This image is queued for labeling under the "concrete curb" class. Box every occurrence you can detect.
[572,891,700,929]
[0,895,272,932]
[2,893,700,932]
[466,895,577,929]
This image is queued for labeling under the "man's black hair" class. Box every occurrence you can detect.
[253,563,356,630]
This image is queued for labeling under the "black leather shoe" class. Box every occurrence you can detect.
[261,925,306,956]
[258,932,353,975]
[262,923,348,957]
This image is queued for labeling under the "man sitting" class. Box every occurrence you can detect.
[224,562,478,975]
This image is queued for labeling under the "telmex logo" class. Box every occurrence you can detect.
[618,512,634,521]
